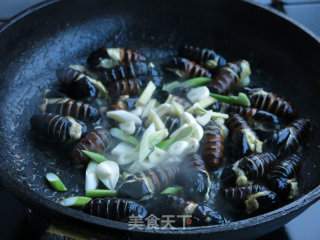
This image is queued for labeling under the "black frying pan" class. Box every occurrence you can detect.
[0,0,320,239]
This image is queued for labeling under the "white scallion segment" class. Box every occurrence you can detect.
[197,96,217,109]
[170,124,193,140]
[95,161,120,190]
[168,141,190,157]
[107,110,142,125]
[45,172,67,192]
[148,129,169,147]
[111,142,137,165]
[128,160,146,173]
[212,112,229,119]
[171,101,184,117]
[239,60,251,86]
[130,106,144,117]
[85,161,99,191]
[166,156,181,164]
[186,86,210,103]
[60,196,92,207]
[148,108,165,130]
[139,123,156,163]
[185,137,200,154]
[156,103,175,117]
[196,110,213,126]
[136,81,156,106]
[148,147,170,165]
[190,123,204,141]
[141,99,157,118]
[180,112,197,125]
[111,142,136,156]
[110,128,139,146]
[117,151,139,166]
[178,113,204,141]
[119,121,136,135]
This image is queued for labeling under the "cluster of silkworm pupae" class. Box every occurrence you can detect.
[30,44,310,227]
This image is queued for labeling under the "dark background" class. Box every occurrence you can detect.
[0,0,319,239]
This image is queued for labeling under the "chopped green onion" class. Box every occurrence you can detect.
[86,189,117,198]
[60,196,92,207]
[81,150,107,163]
[182,77,212,88]
[156,137,175,150]
[173,125,194,141]
[45,172,67,192]
[162,81,181,92]
[148,129,169,146]
[161,187,182,195]
[110,128,139,146]
[156,125,193,150]
[210,92,250,107]
[163,77,212,92]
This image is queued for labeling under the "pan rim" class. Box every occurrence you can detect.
[0,0,320,235]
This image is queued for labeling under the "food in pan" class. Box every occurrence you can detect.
[30,43,310,227]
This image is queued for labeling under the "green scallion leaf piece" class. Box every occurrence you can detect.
[210,92,251,107]
[60,196,92,207]
[162,81,181,92]
[181,77,212,88]
[110,128,139,146]
[45,172,67,192]
[156,125,194,150]
[85,189,118,198]
[161,187,183,195]
[174,125,194,141]
[163,77,212,92]
[156,137,175,150]
[81,150,107,163]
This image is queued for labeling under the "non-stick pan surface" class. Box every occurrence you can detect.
[0,0,320,239]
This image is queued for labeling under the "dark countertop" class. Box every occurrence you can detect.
[0,1,319,239]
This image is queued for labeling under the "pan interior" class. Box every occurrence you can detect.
[0,0,320,231]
